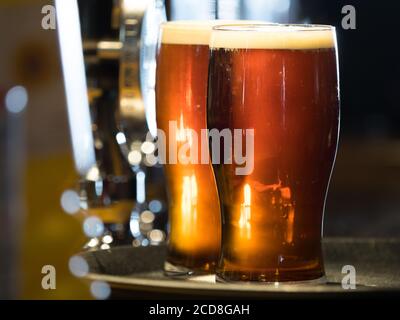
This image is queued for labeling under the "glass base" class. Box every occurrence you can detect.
[164,261,215,279]
[216,264,325,284]
[216,273,327,285]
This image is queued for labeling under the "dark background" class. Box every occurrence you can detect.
[299,0,400,139]
[295,1,400,236]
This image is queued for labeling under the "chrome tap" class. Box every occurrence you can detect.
[57,0,167,247]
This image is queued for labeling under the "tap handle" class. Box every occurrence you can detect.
[118,0,149,127]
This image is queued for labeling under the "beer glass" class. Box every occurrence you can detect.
[208,24,340,282]
[156,21,221,276]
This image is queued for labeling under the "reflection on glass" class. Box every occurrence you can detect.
[238,183,252,239]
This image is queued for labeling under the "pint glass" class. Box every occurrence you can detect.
[156,21,221,275]
[208,24,340,282]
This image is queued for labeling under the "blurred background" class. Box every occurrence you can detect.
[0,0,399,299]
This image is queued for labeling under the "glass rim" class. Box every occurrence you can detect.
[212,23,335,33]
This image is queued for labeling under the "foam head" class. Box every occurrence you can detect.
[210,24,336,50]
[160,20,274,46]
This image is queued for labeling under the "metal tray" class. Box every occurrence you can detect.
[79,238,400,299]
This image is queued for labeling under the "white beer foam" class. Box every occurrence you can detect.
[210,24,336,50]
[160,20,270,46]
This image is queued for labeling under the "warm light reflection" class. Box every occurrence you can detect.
[286,207,295,244]
[280,186,294,244]
[167,161,220,254]
[244,183,251,206]
[181,174,198,235]
[176,113,194,146]
[176,113,186,141]
[239,183,252,239]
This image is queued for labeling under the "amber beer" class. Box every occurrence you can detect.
[208,25,340,282]
[156,21,221,275]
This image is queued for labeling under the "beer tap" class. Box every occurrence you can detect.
[61,0,168,247]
